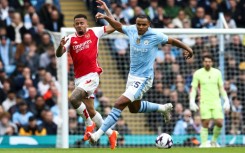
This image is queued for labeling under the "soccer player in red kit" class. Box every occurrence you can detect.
[55,0,118,149]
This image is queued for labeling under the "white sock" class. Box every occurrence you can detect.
[92,111,113,136]
[93,129,104,141]
[76,102,93,126]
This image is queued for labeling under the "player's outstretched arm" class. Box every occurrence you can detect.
[96,0,115,34]
[56,37,68,57]
[95,13,124,34]
[96,0,113,19]
[189,72,199,112]
[167,37,193,59]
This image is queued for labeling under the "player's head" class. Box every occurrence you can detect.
[73,14,88,36]
[135,14,151,35]
[202,55,213,70]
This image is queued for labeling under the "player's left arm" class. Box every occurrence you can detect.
[167,37,193,59]
[218,71,230,111]
[96,0,115,34]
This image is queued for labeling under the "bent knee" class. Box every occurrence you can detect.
[128,106,138,113]
[216,122,223,128]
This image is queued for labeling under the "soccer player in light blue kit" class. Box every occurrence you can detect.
[87,12,193,148]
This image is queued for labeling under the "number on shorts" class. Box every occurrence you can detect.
[133,81,141,88]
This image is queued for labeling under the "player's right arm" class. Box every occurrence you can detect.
[95,13,124,34]
[96,0,115,34]
[56,37,69,57]
[167,37,193,59]
[189,71,199,111]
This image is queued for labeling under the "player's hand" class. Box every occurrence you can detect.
[223,99,230,112]
[183,49,193,59]
[60,37,68,47]
[190,101,199,112]
[96,0,109,11]
[95,12,106,21]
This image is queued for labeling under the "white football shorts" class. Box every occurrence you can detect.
[123,74,153,102]
[74,72,99,98]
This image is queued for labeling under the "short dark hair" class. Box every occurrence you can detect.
[202,55,213,62]
[136,14,151,22]
[74,14,87,20]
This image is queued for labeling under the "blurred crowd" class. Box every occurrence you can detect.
[1,0,245,148]
[0,0,65,136]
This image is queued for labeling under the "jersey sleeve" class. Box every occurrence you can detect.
[217,70,228,98]
[217,71,224,87]
[64,35,71,52]
[122,25,135,36]
[190,71,199,99]
[90,26,105,38]
[156,32,168,45]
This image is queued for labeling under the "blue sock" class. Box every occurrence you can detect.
[138,101,159,113]
[101,108,122,132]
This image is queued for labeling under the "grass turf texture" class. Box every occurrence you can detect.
[0,147,244,153]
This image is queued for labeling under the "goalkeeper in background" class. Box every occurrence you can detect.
[189,55,230,147]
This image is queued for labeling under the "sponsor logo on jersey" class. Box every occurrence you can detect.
[72,40,92,53]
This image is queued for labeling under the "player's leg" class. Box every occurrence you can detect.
[200,105,212,147]
[75,72,101,140]
[69,88,93,127]
[128,100,173,123]
[200,119,210,147]
[87,95,130,148]
[83,98,115,143]
[211,106,224,147]
[126,75,173,123]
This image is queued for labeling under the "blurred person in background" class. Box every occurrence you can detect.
[0,112,17,135]
[0,79,11,104]
[68,109,84,135]
[172,10,189,28]
[29,95,49,124]
[15,33,34,63]
[19,116,47,136]
[2,90,16,112]
[6,12,28,44]
[0,27,16,76]
[114,116,131,135]
[40,110,57,135]
[12,101,33,127]
[173,109,193,135]
[230,96,242,135]
[144,0,158,20]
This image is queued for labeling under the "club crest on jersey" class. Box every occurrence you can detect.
[144,40,149,45]
[85,33,90,39]
[136,38,140,44]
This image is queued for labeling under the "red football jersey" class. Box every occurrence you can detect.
[64,26,106,78]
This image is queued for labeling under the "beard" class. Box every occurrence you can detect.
[78,31,84,35]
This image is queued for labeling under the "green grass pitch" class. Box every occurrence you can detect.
[0,147,244,153]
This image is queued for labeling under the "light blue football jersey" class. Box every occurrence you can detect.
[122,25,168,78]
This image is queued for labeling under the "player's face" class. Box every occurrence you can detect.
[203,58,213,70]
[136,18,150,35]
[74,17,88,36]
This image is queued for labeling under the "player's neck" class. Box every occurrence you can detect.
[204,67,212,71]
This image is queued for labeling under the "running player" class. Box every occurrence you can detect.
[55,0,118,149]
[87,12,193,149]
